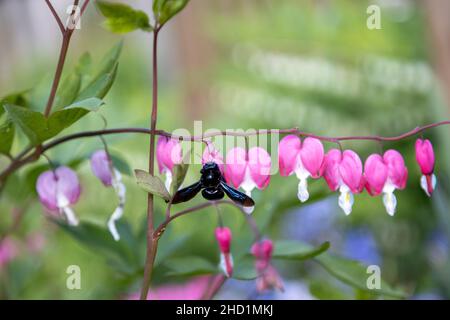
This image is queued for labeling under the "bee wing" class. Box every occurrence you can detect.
[219,181,255,207]
[172,181,203,204]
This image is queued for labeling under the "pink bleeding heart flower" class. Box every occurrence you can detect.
[224,147,271,214]
[415,139,436,197]
[278,135,324,202]
[364,150,408,216]
[157,136,182,191]
[90,150,126,241]
[202,143,224,173]
[215,227,233,277]
[251,239,284,292]
[322,149,363,215]
[36,166,81,226]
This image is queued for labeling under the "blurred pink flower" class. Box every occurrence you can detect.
[215,227,233,277]
[36,166,81,226]
[0,238,18,269]
[128,276,214,300]
[279,136,324,202]
[364,150,408,216]
[415,138,436,197]
[251,239,283,292]
[157,136,183,191]
[26,233,46,254]
[321,149,364,215]
[224,147,271,213]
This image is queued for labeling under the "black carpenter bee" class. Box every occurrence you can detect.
[172,162,255,207]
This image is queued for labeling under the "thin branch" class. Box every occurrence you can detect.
[1,120,450,192]
[45,0,65,34]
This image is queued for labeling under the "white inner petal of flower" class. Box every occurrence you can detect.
[241,168,256,214]
[219,253,233,278]
[420,174,437,197]
[164,169,173,192]
[108,168,127,241]
[295,162,310,203]
[61,206,79,226]
[338,184,354,215]
[382,191,397,216]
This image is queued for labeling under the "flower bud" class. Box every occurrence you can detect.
[215,227,233,277]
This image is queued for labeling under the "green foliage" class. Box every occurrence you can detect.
[97,1,153,33]
[0,119,14,155]
[170,161,189,195]
[315,253,406,299]
[164,256,216,277]
[134,169,171,202]
[109,152,132,176]
[4,98,104,145]
[153,0,189,26]
[273,240,330,260]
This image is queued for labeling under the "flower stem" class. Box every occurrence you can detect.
[140,26,160,300]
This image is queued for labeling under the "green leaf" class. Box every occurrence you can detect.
[273,240,330,260]
[232,256,257,280]
[57,220,139,274]
[170,161,189,195]
[53,72,82,110]
[76,63,118,100]
[0,119,15,155]
[153,0,189,26]
[314,253,407,299]
[134,169,171,202]
[97,1,153,33]
[164,256,216,277]
[4,98,104,145]
[109,152,132,176]
[0,90,30,117]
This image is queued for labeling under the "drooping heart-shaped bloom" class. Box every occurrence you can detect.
[322,149,363,215]
[202,143,224,173]
[215,227,233,277]
[251,239,284,292]
[36,166,81,226]
[278,135,324,202]
[224,147,271,214]
[157,136,182,191]
[364,150,408,216]
[90,150,126,241]
[415,139,436,197]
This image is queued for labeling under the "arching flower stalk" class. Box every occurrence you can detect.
[36,166,81,226]
[415,138,437,197]
[321,149,364,215]
[224,147,271,214]
[90,150,126,241]
[215,227,233,277]
[251,239,284,292]
[279,136,324,203]
[364,150,408,216]
[157,136,183,191]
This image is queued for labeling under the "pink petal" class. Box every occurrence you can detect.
[90,150,113,186]
[278,135,301,176]
[339,150,363,193]
[224,147,247,188]
[156,136,168,174]
[415,139,435,175]
[322,149,342,191]
[202,145,224,173]
[383,149,408,189]
[364,154,388,196]
[55,166,81,205]
[215,227,232,253]
[164,139,182,171]
[248,147,271,189]
[300,137,324,178]
[36,170,58,211]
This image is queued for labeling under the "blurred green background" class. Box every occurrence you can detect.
[1,0,450,299]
